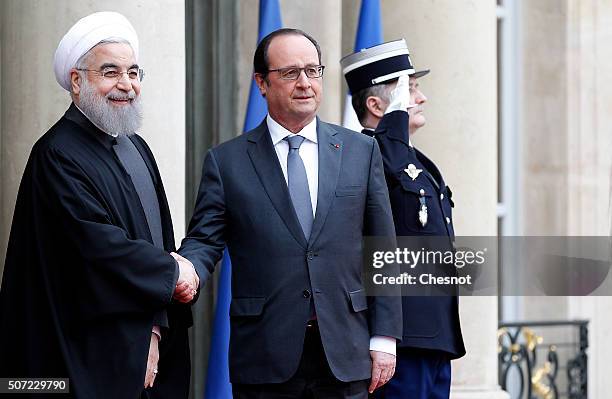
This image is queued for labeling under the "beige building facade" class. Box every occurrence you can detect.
[517,1,612,398]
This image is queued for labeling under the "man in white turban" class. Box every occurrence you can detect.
[0,11,199,399]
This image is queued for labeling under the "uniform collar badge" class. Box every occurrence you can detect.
[404,163,423,181]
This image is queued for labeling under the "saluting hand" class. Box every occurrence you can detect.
[388,74,417,112]
[170,252,200,303]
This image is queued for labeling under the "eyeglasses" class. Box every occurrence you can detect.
[267,65,325,80]
[76,67,145,82]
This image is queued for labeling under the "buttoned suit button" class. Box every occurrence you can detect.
[302,290,311,298]
[446,217,451,224]
[440,193,444,200]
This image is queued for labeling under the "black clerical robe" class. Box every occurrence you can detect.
[0,104,191,398]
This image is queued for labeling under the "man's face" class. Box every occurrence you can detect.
[74,42,141,105]
[255,34,322,131]
[71,42,143,135]
[407,76,427,134]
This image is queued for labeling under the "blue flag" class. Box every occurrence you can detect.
[342,0,383,131]
[203,249,232,399]
[204,1,282,398]
[243,0,283,132]
[354,0,383,51]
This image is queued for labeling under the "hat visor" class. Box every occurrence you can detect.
[410,69,430,78]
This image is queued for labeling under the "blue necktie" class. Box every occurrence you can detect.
[284,135,313,240]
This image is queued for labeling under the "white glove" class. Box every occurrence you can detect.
[385,74,416,114]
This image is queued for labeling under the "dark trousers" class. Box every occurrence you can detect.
[371,348,451,399]
[232,321,368,399]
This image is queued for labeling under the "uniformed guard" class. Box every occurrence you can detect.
[342,39,465,399]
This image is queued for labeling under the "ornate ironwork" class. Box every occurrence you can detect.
[567,323,588,399]
[498,320,588,399]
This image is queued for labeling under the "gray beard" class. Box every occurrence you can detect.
[78,80,143,137]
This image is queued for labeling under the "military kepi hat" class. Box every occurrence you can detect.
[341,39,429,94]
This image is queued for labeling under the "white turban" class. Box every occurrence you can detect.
[53,11,139,91]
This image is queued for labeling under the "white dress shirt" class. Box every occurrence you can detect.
[266,115,396,356]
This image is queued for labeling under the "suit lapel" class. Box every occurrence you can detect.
[309,120,342,246]
[247,120,308,248]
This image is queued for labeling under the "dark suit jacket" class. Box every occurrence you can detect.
[364,110,465,359]
[179,118,402,384]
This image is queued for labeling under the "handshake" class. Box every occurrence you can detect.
[170,252,200,303]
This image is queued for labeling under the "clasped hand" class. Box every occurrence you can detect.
[170,252,199,303]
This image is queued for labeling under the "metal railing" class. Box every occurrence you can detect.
[498,320,588,399]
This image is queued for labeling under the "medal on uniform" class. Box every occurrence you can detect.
[404,163,422,181]
[419,205,428,227]
[418,189,428,227]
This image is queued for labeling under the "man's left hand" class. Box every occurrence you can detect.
[144,333,160,388]
[369,350,396,393]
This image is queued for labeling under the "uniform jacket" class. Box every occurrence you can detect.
[363,110,465,359]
